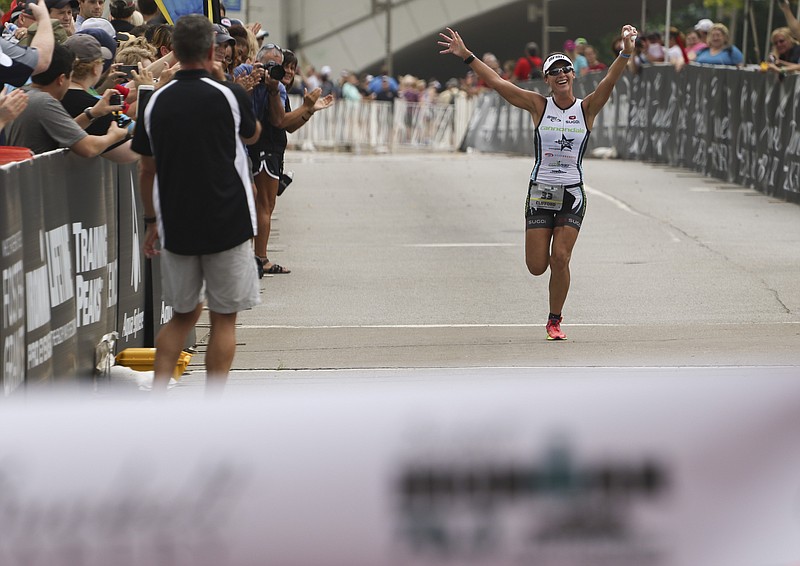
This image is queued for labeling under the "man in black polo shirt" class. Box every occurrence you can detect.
[131,13,261,394]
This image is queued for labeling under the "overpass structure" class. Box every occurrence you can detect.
[234,0,520,74]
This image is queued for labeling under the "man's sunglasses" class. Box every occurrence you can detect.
[546,65,574,76]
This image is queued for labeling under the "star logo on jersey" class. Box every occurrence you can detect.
[556,134,574,151]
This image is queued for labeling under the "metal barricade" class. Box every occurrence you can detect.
[287,95,475,153]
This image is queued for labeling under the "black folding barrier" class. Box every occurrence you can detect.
[0,152,192,394]
[461,65,800,204]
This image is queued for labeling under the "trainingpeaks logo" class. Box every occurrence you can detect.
[395,437,670,564]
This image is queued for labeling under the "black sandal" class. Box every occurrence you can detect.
[264,259,291,274]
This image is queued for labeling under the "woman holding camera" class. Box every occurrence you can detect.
[60,33,138,163]
[248,45,333,277]
[439,24,636,341]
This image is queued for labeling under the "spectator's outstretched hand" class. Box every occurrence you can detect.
[235,73,257,93]
[314,93,334,112]
[97,64,127,93]
[0,89,29,127]
[246,22,262,36]
[131,63,155,88]
[156,64,179,89]
[302,87,322,108]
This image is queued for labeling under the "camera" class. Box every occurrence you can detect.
[265,60,285,81]
[108,92,130,129]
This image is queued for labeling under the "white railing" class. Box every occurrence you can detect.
[287,96,476,153]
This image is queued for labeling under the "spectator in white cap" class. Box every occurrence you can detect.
[439,22,638,341]
[694,18,713,46]
[255,28,268,47]
[75,0,104,31]
[80,17,117,39]
[319,64,335,97]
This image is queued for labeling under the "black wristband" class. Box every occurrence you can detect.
[144,216,156,224]
[463,54,475,64]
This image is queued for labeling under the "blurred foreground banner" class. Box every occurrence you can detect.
[0,367,798,565]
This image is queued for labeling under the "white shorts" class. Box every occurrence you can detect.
[160,240,260,314]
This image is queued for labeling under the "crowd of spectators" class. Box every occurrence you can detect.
[4,1,800,152]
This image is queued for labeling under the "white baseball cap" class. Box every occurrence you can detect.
[80,17,117,39]
[542,53,572,74]
[695,18,714,32]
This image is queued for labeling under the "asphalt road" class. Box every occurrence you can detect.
[186,151,800,378]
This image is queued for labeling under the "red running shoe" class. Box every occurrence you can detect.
[546,316,567,341]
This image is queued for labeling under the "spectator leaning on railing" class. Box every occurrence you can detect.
[765,26,800,75]
[4,42,127,155]
[60,33,138,163]
[694,23,743,66]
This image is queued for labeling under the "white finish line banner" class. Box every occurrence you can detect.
[0,367,798,566]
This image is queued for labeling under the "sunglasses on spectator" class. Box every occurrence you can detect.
[546,65,574,76]
[262,43,282,51]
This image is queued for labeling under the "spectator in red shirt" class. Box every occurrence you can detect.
[582,45,607,75]
[512,41,543,82]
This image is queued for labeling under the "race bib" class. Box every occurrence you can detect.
[529,182,565,211]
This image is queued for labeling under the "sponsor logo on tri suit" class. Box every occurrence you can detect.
[553,134,574,151]
[544,153,555,157]
[547,115,560,123]
[527,217,549,225]
[550,169,568,174]
[541,126,585,134]
[568,115,577,120]
[565,119,581,125]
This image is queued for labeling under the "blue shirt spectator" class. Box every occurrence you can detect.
[694,23,743,66]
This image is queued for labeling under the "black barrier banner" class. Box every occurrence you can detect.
[706,70,733,182]
[58,154,118,376]
[1,152,188,392]
[18,162,55,385]
[116,164,146,350]
[779,75,800,198]
[0,166,26,395]
[37,153,79,380]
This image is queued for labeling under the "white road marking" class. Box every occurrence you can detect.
[584,184,643,216]
[401,243,517,248]
[236,322,800,330]
[585,184,680,242]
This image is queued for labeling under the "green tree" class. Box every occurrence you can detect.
[704,0,745,8]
